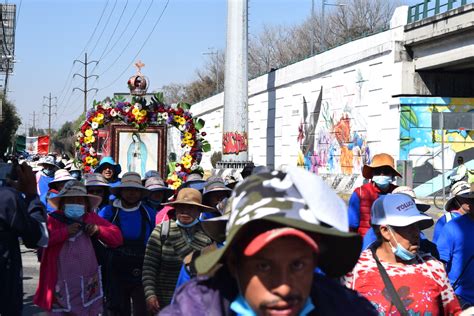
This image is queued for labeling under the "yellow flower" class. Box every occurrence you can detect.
[84,136,95,144]
[170,173,179,181]
[187,140,195,147]
[86,156,93,164]
[184,132,192,140]
[174,116,182,123]
[132,107,140,115]
[170,180,182,190]
[96,113,104,120]
[85,129,93,137]
[139,110,147,116]
[178,117,186,125]
[91,158,98,166]
[183,161,191,169]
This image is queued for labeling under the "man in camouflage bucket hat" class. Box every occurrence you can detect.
[161,168,377,316]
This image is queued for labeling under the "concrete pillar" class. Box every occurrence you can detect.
[222,0,249,163]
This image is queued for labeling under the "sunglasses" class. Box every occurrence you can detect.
[372,167,395,176]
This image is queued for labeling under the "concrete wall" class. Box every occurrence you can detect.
[190,7,409,193]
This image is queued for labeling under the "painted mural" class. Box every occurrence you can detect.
[298,72,371,176]
[399,97,474,196]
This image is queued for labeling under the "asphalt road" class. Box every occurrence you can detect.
[19,204,445,315]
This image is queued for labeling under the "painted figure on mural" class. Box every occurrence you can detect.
[127,133,147,176]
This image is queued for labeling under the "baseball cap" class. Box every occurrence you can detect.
[244,227,319,256]
[392,186,430,213]
[371,193,433,230]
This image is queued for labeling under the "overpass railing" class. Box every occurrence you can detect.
[408,0,473,23]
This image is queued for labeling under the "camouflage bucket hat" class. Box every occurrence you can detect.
[195,167,362,277]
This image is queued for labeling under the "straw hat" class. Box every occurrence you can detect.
[362,153,402,179]
[162,188,216,212]
[444,181,474,211]
[48,169,76,189]
[392,186,430,213]
[48,180,102,210]
[110,172,149,198]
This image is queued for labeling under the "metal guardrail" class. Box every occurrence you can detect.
[408,0,473,23]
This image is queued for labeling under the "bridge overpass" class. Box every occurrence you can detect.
[191,0,474,197]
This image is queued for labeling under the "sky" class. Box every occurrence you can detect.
[7,0,418,132]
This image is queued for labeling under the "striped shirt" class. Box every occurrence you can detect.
[142,220,212,307]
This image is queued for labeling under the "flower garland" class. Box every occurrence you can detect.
[76,93,210,190]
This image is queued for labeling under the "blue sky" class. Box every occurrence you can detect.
[8,0,416,131]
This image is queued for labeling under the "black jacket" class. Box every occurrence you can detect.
[0,187,46,315]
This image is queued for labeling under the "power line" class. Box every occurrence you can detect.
[95,0,155,78]
[99,0,141,62]
[98,0,170,90]
[55,1,110,107]
[89,0,129,75]
[89,0,118,57]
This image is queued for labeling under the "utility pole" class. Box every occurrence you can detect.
[321,1,346,50]
[203,48,219,94]
[29,111,38,136]
[73,53,98,114]
[43,92,57,137]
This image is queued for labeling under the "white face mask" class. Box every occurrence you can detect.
[372,175,393,189]
[388,227,416,261]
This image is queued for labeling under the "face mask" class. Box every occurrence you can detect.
[176,218,199,228]
[388,227,416,261]
[64,204,85,219]
[372,175,393,189]
[43,168,55,177]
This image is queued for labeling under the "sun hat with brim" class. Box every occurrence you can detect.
[94,156,122,175]
[48,169,76,189]
[162,188,216,212]
[392,185,430,213]
[371,193,433,230]
[203,176,232,204]
[444,181,474,212]
[145,177,174,200]
[181,173,206,191]
[201,199,232,242]
[84,173,110,187]
[110,172,149,197]
[195,167,362,278]
[362,153,402,179]
[38,156,59,170]
[48,180,102,210]
[142,170,161,184]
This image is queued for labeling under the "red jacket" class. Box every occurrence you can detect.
[353,182,397,236]
[34,211,123,311]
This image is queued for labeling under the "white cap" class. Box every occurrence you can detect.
[371,193,433,230]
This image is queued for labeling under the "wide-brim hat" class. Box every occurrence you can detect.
[48,180,102,210]
[94,156,122,175]
[48,169,76,189]
[38,156,59,170]
[444,181,474,211]
[201,198,232,242]
[392,186,430,213]
[195,167,362,278]
[110,172,149,197]
[362,153,402,179]
[162,188,216,212]
[145,176,174,200]
[84,173,110,188]
[202,176,232,205]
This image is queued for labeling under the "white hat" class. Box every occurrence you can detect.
[48,169,76,189]
[371,193,433,230]
[445,181,474,212]
[392,186,430,213]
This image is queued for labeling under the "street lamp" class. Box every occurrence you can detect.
[320,0,346,50]
[202,48,220,94]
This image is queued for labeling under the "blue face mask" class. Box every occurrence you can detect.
[389,227,416,261]
[176,218,199,228]
[372,175,393,189]
[64,204,85,219]
[230,295,315,316]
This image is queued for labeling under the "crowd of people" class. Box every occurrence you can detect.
[0,151,473,315]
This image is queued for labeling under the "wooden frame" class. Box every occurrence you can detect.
[110,123,167,179]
